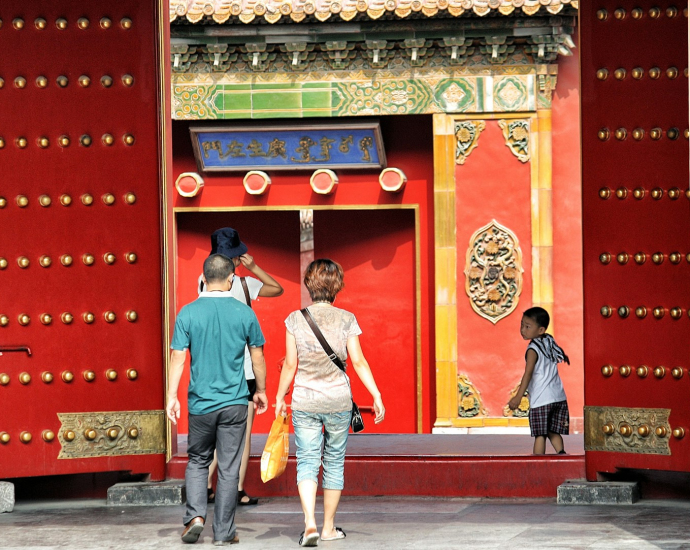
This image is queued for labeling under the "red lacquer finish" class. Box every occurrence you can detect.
[0,1,167,479]
[581,0,690,477]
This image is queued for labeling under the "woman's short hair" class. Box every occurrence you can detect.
[304,259,344,303]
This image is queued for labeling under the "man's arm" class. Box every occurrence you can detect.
[249,346,268,415]
[239,254,283,297]
[508,349,538,411]
[166,349,187,424]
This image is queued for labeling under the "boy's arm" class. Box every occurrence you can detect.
[508,349,538,410]
[239,254,284,297]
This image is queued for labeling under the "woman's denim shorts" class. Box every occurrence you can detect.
[292,409,351,490]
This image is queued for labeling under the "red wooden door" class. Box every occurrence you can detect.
[581,1,690,478]
[0,1,167,479]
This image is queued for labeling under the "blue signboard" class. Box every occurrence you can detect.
[190,123,385,171]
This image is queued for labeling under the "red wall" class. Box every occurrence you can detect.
[171,116,436,434]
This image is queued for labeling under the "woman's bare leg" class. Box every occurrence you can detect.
[321,489,342,539]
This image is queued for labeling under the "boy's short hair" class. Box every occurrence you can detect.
[523,306,550,329]
[203,253,235,284]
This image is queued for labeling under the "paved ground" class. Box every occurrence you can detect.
[2,497,690,549]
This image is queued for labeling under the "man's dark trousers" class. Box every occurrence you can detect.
[184,404,248,542]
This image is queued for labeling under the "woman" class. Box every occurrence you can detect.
[275,259,385,547]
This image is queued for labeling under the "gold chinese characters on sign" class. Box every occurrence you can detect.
[464,220,524,324]
[57,410,165,459]
[584,406,671,455]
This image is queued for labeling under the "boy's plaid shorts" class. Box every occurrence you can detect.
[528,400,569,437]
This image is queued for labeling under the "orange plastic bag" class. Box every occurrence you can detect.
[261,414,290,483]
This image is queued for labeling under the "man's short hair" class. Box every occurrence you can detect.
[203,254,235,284]
[523,306,550,329]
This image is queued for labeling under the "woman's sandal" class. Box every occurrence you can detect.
[321,527,346,541]
[237,489,258,506]
[207,487,215,503]
[298,529,320,547]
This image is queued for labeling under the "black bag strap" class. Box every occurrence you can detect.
[240,277,252,308]
[300,308,346,371]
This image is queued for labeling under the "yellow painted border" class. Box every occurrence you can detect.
[173,204,425,433]
[433,111,553,428]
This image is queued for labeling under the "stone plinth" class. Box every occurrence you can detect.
[0,482,15,513]
[107,481,185,506]
[557,479,640,505]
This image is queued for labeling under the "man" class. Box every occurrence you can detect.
[167,253,268,546]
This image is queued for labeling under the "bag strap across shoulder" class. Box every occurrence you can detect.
[300,308,346,371]
[240,276,252,308]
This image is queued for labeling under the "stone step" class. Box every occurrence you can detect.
[557,479,640,505]
[107,481,185,506]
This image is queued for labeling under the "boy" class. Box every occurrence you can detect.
[508,307,570,455]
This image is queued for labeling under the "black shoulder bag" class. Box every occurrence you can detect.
[300,308,365,433]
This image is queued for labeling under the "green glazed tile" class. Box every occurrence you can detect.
[252,90,302,112]
[302,90,331,110]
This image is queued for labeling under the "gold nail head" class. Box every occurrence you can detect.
[599,253,611,264]
[57,75,69,87]
[672,427,685,439]
[666,67,679,79]
[670,307,683,319]
[0,197,5,209]
[61,312,73,324]
[0,138,4,148]
[36,76,48,88]
[614,8,626,19]
[39,255,52,268]
[81,193,94,206]
[655,426,668,437]
[615,128,627,140]
[61,371,74,383]
[649,7,661,18]
[77,17,89,29]
[83,370,96,382]
[653,307,665,319]
[17,256,30,268]
[652,252,664,264]
[19,372,31,385]
[669,252,681,263]
[601,365,614,377]
[58,135,70,148]
[596,68,609,80]
[631,67,644,79]
[126,368,138,380]
[637,425,650,437]
[82,254,95,266]
[100,17,112,29]
[0,258,6,270]
[615,187,628,199]
[60,254,73,267]
[122,74,134,87]
[666,6,678,17]
[596,9,608,20]
[667,127,679,140]
[102,134,114,146]
[104,311,116,323]
[20,432,32,443]
[56,18,68,29]
[17,195,29,207]
[41,372,53,383]
[671,367,684,379]
[614,68,626,80]
[650,127,662,140]
[0,314,8,326]
[634,252,646,264]
[12,18,24,30]
[602,423,615,435]
[0,432,9,444]
[617,306,630,318]
[632,188,645,200]
[651,188,663,200]
[16,137,28,148]
[124,193,137,204]
[102,193,116,205]
[654,366,666,378]
[42,430,55,442]
[40,313,52,325]
[107,428,120,439]
[599,187,611,199]
[619,424,632,437]
[80,135,92,147]
[631,7,643,19]
[598,128,610,141]
[83,312,95,324]
[59,194,72,206]
[106,369,118,381]
[126,310,138,322]
[103,253,116,264]
[632,128,644,140]
[649,67,661,79]
[39,195,52,207]
[123,134,135,146]
[0,373,9,385]
[125,252,138,263]
[37,137,50,148]
[35,18,47,29]
[101,75,113,88]
[600,306,612,318]
[120,17,133,29]
[79,75,91,87]
[63,430,76,441]
[84,429,97,441]
[616,252,629,264]
[635,306,647,318]
[128,427,139,439]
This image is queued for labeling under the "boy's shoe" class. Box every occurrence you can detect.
[181,517,205,543]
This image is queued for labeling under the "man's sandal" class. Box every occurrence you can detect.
[237,489,258,506]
